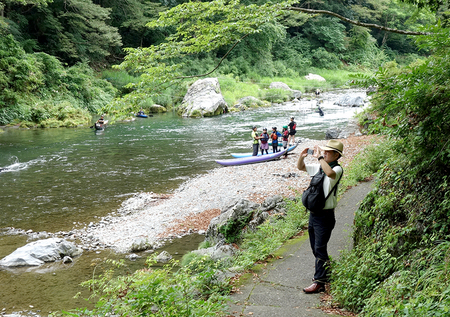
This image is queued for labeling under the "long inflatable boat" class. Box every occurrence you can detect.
[230,142,299,158]
[215,147,288,166]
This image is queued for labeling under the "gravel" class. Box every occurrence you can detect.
[74,135,375,253]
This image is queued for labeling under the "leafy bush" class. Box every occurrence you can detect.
[311,48,342,69]
[261,88,292,103]
[219,75,261,106]
[74,258,229,317]
[361,242,450,317]
[101,69,140,95]
[0,35,116,126]
[331,31,450,313]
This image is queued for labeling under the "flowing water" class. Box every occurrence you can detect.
[0,92,365,314]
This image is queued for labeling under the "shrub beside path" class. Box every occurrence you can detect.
[227,180,375,317]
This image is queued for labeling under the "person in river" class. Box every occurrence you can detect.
[137,108,145,116]
[316,101,324,116]
[251,126,261,156]
[260,128,269,155]
[270,127,282,153]
[97,115,105,124]
[288,117,297,145]
[296,140,344,294]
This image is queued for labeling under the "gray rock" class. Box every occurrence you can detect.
[338,120,362,138]
[192,244,235,261]
[119,192,157,215]
[326,127,342,140]
[156,250,172,263]
[304,73,326,82]
[334,94,365,107]
[248,211,270,231]
[0,238,82,267]
[130,237,152,252]
[148,104,167,113]
[214,269,238,284]
[179,78,228,117]
[261,195,284,212]
[27,231,52,241]
[206,199,259,243]
[269,82,302,99]
[62,256,73,263]
[125,253,141,261]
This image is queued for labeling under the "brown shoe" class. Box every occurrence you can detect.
[303,282,325,294]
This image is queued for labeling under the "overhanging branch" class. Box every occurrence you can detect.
[286,7,432,36]
[176,33,251,79]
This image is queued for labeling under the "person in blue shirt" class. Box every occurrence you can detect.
[270,127,282,152]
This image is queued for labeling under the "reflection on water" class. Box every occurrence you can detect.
[0,93,365,313]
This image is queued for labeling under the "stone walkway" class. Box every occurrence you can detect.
[227,180,374,316]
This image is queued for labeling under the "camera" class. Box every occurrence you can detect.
[307,149,314,155]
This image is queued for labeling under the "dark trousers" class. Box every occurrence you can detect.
[308,210,336,283]
[252,143,259,156]
[272,143,278,152]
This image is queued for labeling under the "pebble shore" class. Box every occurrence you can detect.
[72,135,375,253]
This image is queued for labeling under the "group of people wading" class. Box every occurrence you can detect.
[251,117,297,157]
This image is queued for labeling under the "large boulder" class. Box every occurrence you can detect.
[148,104,167,113]
[269,82,302,99]
[0,238,82,267]
[178,78,228,117]
[156,250,172,263]
[338,120,363,138]
[304,73,326,82]
[192,244,236,261]
[206,199,259,244]
[334,94,365,107]
[326,127,341,140]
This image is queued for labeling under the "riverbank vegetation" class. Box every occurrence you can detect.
[1,0,435,126]
[330,24,450,315]
[0,34,117,127]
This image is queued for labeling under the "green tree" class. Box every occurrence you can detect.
[0,34,116,126]
[108,0,434,111]
[94,0,167,49]
[7,0,122,65]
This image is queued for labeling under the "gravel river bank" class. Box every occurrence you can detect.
[73,135,375,254]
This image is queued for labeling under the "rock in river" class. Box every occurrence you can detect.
[0,238,82,267]
[178,77,228,117]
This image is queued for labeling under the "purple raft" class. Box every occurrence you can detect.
[215,147,288,166]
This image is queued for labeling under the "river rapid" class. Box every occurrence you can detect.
[0,90,366,314]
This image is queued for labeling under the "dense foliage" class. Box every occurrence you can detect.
[331,26,450,315]
[0,0,440,124]
[0,33,117,127]
[110,0,435,109]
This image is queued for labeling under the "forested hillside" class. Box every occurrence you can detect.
[0,0,435,126]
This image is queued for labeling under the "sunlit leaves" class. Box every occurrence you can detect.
[114,0,296,107]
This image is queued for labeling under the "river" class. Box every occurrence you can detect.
[0,91,365,314]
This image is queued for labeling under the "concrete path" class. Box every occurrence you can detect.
[227,180,374,316]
